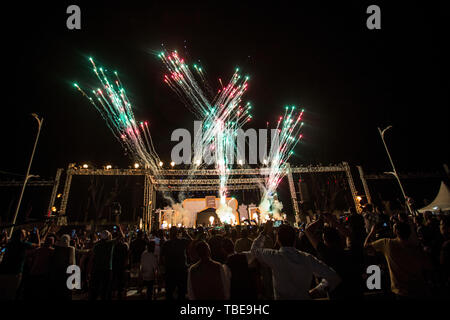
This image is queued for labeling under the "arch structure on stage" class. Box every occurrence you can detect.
[156,197,239,228]
[48,162,362,230]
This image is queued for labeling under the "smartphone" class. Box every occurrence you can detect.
[273,220,282,227]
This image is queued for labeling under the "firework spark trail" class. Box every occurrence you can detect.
[159,51,252,223]
[74,58,162,175]
[259,106,305,218]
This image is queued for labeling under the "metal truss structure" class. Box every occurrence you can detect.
[0,169,64,219]
[49,161,361,229]
[156,184,260,192]
[3,163,446,229]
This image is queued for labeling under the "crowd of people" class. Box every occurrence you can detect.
[0,204,449,300]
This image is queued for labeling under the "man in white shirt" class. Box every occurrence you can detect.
[251,221,341,300]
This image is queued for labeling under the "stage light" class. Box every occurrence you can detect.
[170,161,175,167]
[82,164,88,169]
[106,165,112,170]
[51,206,57,212]
[134,163,140,169]
[238,159,243,166]
[159,161,163,167]
[56,193,62,198]
[356,196,362,201]
[209,216,215,226]
[195,159,201,166]
[263,159,268,165]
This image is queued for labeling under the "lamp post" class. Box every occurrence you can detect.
[378,125,412,214]
[9,113,43,238]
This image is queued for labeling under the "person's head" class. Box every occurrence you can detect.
[115,231,124,242]
[11,229,26,242]
[59,234,71,247]
[100,230,111,241]
[146,241,156,253]
[222,238,235,256]
[347,212,365,237]
[322,226,342,249]
[394,222,411,241]
[195,240,211,261]
[398,212,408,223]
[276,225,296,247]
[169,226,178,240]
[440,215,450,238]
[416,226,426,242]
[364,204,373,213]
[240,228,249,239]
[195,226,204,238]
[424,211,433,223]
[136,230,144,239]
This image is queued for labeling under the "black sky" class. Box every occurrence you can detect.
[1,0,448,180]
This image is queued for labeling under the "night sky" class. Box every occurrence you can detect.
[1,1,448,181]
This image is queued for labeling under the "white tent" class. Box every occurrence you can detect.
[418,181,450,213]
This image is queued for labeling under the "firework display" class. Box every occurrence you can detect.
[74,58,162,175]
[259,107,305,219]
[73,51,305,225]
[159,51,253,224]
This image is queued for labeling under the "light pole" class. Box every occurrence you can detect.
[9,113,44,238]
[378,125,412,215]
